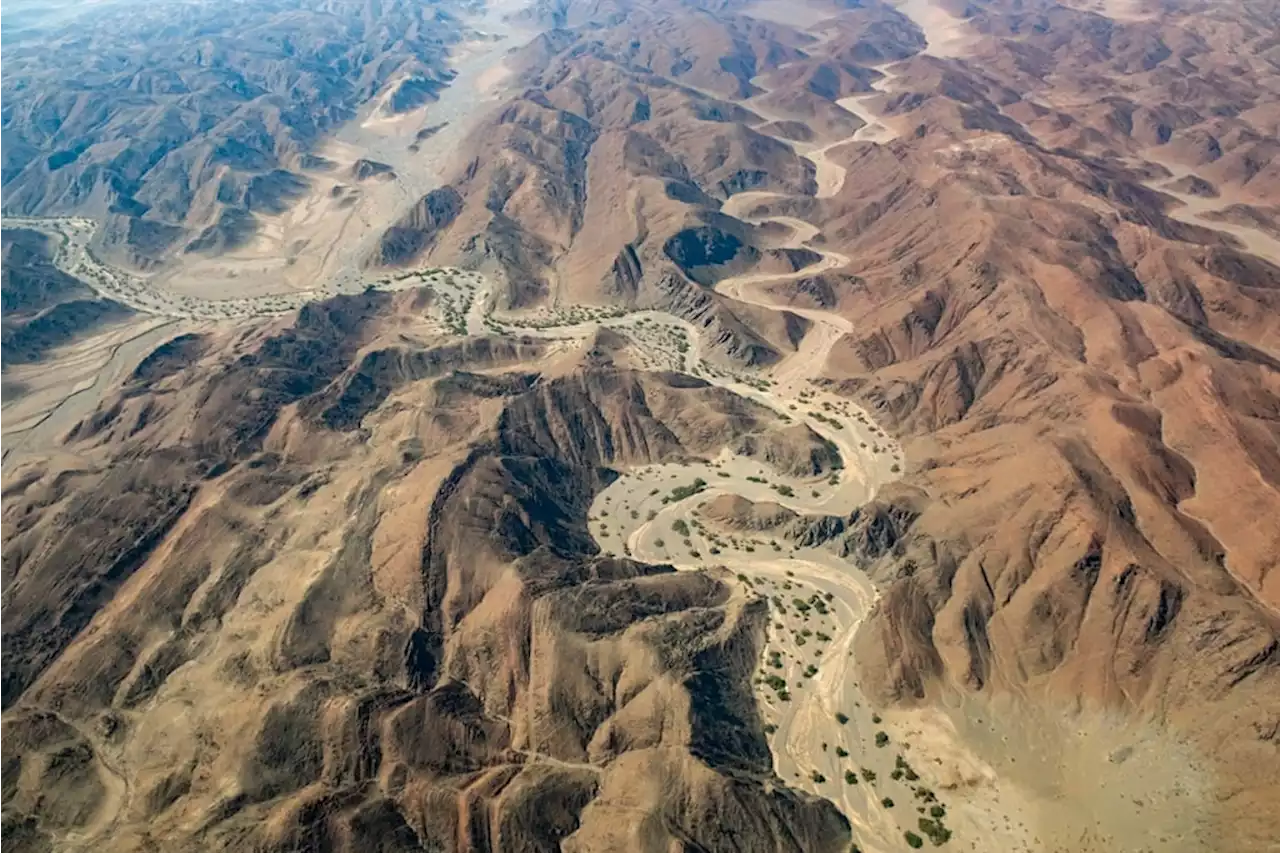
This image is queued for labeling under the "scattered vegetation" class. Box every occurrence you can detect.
[917,818,951,846]
[665,478,707,503]
[810,412,844,430]
[835,712,849,725]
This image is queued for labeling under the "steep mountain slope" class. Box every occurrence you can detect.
[0,0,465,267]
[1,228,133,368]
[1,291,849,853]
[4,0,1279,849]
[371,0,1280,847]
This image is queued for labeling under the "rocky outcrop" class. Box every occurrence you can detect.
[730,423,843,477]
[376,187,464,266]
[1,288,851,853]
[1,0,467,266]
[0,228,133,369]
[350,159,396,181]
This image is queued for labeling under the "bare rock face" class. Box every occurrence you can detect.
[730,423,843,477]
[1,289,850,853]
[1,228,133,369]
[6,0,1280,848]
[700,494,798,531]
[663,224,761,283]
[376,187,465,266]
[0,0,467,267]
[350,159,396,182]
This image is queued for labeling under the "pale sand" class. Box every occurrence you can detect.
[894,0,980,59]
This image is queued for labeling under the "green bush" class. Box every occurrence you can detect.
[918,818,951,846]
[835,712,849,725]
[668,478,707,502]
[904,831,924,849]
[875,731,890,748]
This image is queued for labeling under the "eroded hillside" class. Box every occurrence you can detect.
[3,0,1279,850]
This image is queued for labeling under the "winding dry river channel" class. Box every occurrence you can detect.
[5,17,1004,846]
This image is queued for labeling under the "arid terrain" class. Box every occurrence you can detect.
[3,0,1279,851]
